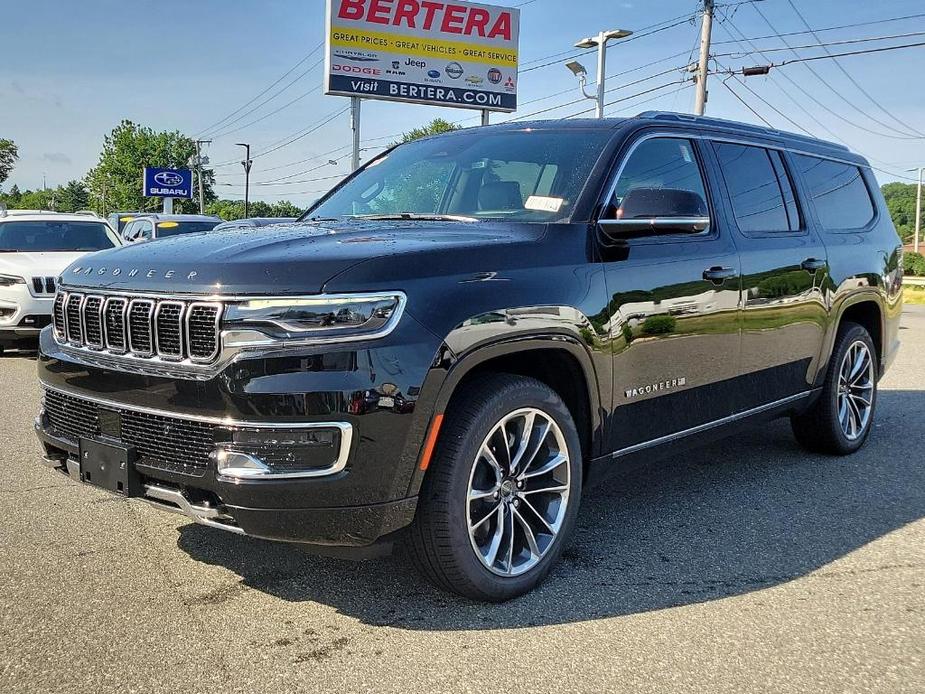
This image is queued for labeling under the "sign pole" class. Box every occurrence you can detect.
[481,109,490,126]
[351,97,362,172]
[163,197,173,214]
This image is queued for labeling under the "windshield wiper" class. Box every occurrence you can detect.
[353,213,478,222]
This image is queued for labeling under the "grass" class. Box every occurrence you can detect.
[904,285,925,305]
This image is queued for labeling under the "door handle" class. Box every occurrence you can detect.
[703,266,737,284]
[801,257,827,272]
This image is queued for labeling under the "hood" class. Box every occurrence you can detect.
[0,251,89,279]
[58,220,544,295]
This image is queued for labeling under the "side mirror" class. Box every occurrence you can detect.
[600,187,710,238]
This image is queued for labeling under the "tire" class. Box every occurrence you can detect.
[409,374,583,601]
[791,321,878,455]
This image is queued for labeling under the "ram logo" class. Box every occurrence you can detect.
[153,171,183,187]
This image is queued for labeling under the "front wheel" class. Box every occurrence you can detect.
[792,322,878,455]
[409,374,583,601]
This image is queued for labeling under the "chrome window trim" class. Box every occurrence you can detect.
[598,129,873,223]
[102,297,128,354]
[154,300,186,360]
[127,298,155,357]
[82,294,106,350]
[40,383,353,480]
[186,301,223,363]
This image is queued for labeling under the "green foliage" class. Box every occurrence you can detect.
[882,182,920,243]
[396,118,461,145]
[641,314,676,335]
[904,251,925,276]
[0,179,89,213]
[205,199,303,221]
[0,139,18,184]
[85,120,215,215]
[755,270,812,298]
[621,323,634,345]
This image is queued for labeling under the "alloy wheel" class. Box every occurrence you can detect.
[837,340,875,441]
[465,407,571,577]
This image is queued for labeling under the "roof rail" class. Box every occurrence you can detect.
[634,110,851,151]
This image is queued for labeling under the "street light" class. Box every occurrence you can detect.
[236,143,252,219]
[568,28,633,118]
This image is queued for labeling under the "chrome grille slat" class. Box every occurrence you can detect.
[127,299,155,356]
[82,296,105,349]
[52,291,222,368]
[65,293,84,343]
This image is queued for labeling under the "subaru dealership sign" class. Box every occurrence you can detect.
[143,167,193,199]
[324,0,519,112]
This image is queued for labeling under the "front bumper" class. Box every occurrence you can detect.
[35,417,418,547]
[0,288,52,344]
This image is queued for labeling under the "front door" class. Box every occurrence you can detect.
[707,141,829,411]
[598,134,742,453]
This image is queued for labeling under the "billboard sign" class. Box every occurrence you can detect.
[143,167,193,198]
[324,0,519,112]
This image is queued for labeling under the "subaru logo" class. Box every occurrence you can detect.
[154,171,183,187]
[427,70,441,79]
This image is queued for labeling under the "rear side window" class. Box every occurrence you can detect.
[713,143,799,233]
[792,154,875,230]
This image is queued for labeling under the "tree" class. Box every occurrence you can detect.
[881,182,919,243]
[85,121,215,215]
[56,180,90,212]
[206,198,303,221]
[396,118,461,144]
[0,139,18,185]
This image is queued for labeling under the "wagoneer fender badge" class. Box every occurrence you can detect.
[625,377,687,398]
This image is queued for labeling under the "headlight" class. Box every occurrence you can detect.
[0,274,25,287]
[222,291,406,347]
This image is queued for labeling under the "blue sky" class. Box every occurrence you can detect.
[3,0,924,206]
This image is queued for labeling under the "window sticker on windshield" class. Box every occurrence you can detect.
[525,195,565,212]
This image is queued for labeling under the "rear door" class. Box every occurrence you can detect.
[598,133,743,453]
[708,140,829,411]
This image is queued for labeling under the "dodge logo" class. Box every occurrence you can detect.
[154,171,183,187]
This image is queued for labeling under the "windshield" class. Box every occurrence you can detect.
[0,220,120,252]
[156,221,219,238]
[305,129,612,223]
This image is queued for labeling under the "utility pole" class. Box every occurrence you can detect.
[350,97,362,172]
[694,0,714,116]
[194,139,211,215]
[910,166,923,254]
[236,143,252,219]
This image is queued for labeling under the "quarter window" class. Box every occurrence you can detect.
[714,143,799,233]
[793,154,874,230]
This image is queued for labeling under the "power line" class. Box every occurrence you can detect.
[711,11,925,46]
[714,30,925,59]
[782,0,925,138]
[209,84,321,139]
[195,43,323,137]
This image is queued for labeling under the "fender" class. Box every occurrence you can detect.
[814,285,886,386]
[402,306,610,499]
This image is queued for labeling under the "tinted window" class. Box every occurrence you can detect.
[308,130,613,223]
[155,221,219,238]
[609,138,709,222]
[0,221,119,251]
[714,143,798,233]
[793,154,874,230]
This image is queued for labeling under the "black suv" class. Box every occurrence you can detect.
[35,112,903,601]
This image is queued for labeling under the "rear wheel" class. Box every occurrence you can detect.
[409,374,582,601]
[791,322,878,455]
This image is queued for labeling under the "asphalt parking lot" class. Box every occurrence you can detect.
[1,308,922,694]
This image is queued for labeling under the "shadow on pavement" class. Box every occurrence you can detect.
[176,389,925,630]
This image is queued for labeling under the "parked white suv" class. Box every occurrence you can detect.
[0,209,121,353]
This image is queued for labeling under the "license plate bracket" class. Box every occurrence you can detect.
[79,438,140,497]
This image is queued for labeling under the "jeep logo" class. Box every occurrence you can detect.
[153,171,183,187]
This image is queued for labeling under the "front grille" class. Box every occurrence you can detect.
[83,296,104,348]
[52,293,66,338]
[43,389,215,475]
[52,291,223,365]
[128,300,154,355]
[65,294,83,342]
[31,276,56,294]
